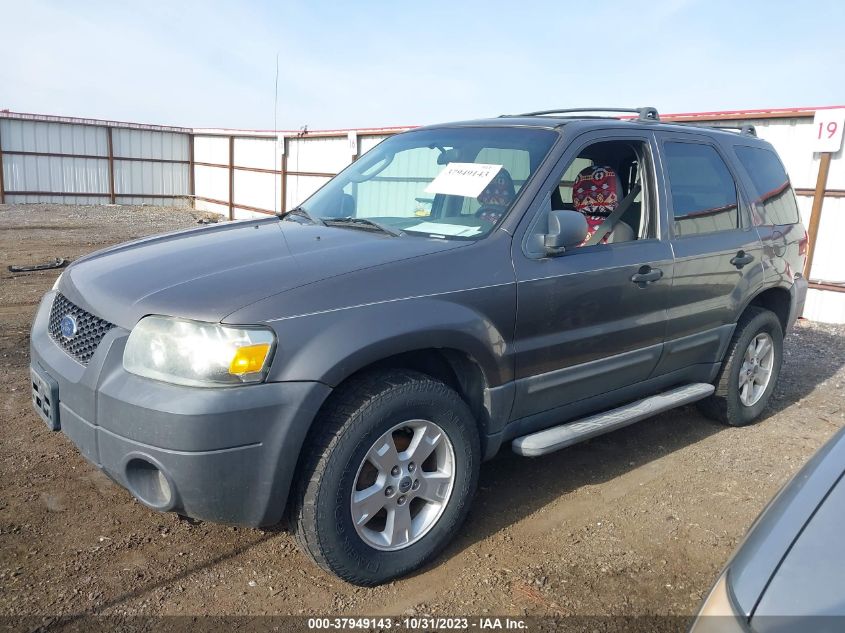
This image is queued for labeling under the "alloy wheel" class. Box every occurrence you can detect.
[739,332,775,407]
[351,420,455,551]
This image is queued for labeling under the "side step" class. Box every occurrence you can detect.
[511,383,715,457]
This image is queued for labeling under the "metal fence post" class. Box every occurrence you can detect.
[106,126,116,204]
[188,133,195,209]
[804,152,832,280]
[280,136,287,213]
[0,123,5,204]
[228,135,235,220]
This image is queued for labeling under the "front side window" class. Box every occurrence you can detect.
[734,145,800,226]
[664,142,738,237]
[524,138,654,257]
[303,127,557,239]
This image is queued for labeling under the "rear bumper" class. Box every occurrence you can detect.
[30,292,331,527]
[789,276,808,331]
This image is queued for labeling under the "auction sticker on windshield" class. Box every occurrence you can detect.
[425,163,503,198]
[405,221,482,237]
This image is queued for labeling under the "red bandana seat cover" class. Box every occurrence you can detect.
[476,168,516,224]
[572,165,620,244]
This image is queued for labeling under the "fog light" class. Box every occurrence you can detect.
[125,457,173,509]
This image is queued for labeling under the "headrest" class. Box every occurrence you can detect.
[572,166,621,217]
[477,168,515,207]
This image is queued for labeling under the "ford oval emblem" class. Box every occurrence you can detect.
[60,314,78,339]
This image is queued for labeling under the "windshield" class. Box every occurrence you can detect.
[301,127,557,239]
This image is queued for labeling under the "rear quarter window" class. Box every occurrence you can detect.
[734,145,801,226]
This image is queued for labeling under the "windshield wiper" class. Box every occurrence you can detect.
[276,206,325,225]
[322,216,403,237]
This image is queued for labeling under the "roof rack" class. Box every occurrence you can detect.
[511,106,660,121]
[676,122,757,137]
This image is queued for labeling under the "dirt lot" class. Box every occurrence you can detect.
[2,204,844,627]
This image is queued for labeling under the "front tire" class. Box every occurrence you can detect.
[698,307,783,426]
[291,369,480,585]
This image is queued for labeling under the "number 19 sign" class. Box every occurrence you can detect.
[811,108,845,153]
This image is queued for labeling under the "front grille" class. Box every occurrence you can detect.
[48,294,115,365]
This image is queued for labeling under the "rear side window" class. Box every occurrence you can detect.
[664,142,739,237]
[734,145,800,225]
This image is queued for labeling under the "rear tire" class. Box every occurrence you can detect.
[291,369,480,586]
[698,307,783,427]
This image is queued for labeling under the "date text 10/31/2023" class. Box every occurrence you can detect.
[306,617,529,630]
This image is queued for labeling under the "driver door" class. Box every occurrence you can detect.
[510,130,673,422]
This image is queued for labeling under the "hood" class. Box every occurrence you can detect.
[751,474,845,620]
[61,218,467,328]
[726,426,845,617]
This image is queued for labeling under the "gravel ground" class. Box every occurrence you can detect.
[1,204,844,628]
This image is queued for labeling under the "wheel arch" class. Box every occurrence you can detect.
[335,347,492,432]
[282,347,497,529]
[743,285,792,333]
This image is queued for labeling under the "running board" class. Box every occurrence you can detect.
[511,383,715,457]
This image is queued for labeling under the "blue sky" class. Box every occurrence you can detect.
[2,0,844,130]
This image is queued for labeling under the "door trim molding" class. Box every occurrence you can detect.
[511,342,663,420]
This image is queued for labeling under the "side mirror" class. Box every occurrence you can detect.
[543,210,588,256]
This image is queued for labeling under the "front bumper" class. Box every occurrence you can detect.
[30,291,331,527]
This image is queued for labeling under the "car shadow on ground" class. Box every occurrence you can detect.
[423,322,845,571]
[766,322,845,416]
[453,407,722,556]
[47,532,278,624]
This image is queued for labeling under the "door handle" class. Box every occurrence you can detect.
[630,265,663,287]
[730,250,755,269]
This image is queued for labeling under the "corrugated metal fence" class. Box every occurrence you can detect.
[0,112,191,206]
[0,111,402,216]
[190,128,397,218]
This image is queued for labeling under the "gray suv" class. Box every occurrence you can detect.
[30,107,808,585]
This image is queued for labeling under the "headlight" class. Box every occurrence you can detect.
[123,316,276,387]
[689,570,746,633]
[52,272,63,291]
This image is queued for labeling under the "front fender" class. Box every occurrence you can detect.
[263,287,515,388]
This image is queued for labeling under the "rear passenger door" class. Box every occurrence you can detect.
[653,133,766,376]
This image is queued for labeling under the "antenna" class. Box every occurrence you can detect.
[273,52,280,213]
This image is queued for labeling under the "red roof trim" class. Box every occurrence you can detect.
[663,105,844,118]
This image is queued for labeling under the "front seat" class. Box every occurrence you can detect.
[572,165,634,245]
[475,168,516,225]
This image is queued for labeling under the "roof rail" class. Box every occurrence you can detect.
[679,122,758,137]
[724,124,758,137]
[511,106,660,121]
